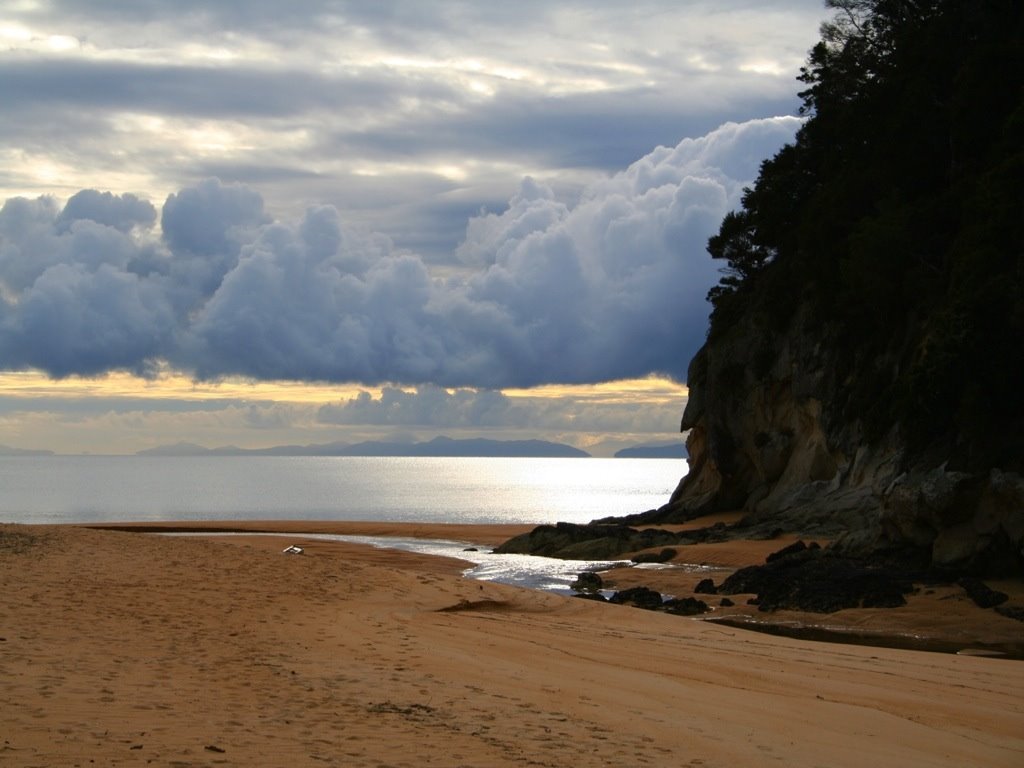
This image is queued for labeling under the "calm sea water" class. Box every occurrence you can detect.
[0,455,685,525]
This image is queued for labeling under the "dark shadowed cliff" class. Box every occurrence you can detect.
[652,0,1024,576]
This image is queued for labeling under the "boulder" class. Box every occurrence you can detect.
[693,578,717,595]
[958,577,1009,609]
[570,571,604,593]
[631,548,677,564]
[608,586,664,610]
[663,597,710,615]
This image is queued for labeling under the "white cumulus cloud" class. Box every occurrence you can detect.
[0,117,801,387]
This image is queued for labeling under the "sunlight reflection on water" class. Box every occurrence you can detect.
[286,533,718,596]
[163,531,719,597]
[0,456,686,525]
[292,533,630,594]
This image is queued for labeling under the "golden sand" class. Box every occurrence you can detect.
[1,522,1022,767]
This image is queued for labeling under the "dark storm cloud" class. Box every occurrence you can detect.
[0,59,450,119]
[0,117,800,387]
[333,87,801,173]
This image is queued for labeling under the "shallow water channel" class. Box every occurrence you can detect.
[167,531,714,597]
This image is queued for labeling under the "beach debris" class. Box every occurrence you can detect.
[282,545,304,555]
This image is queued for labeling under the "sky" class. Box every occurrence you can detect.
[0,1,829,455]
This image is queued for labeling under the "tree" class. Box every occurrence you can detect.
[699,0,1024,468]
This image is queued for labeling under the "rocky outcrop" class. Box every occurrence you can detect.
[494,522,679,560]
[494,521,736,561]
[649,305,1024,577]
[719,541,916,613]
[604,587,710,616]
[663,312,895,532]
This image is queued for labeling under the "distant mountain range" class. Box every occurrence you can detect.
[136,436,591,458]
[0,444,54,456]
[613,442,689,459]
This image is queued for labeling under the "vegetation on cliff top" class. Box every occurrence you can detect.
[705,0,1023,472]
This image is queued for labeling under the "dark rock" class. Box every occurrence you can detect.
[631,548,677,564]
[608,586,664,610]
[720,550,914,613]
[663,597,710,615]
[677,521,734,545]
[861,588,909,609]
[719,597,735,607]
[765,540,820,563]
[570,571,604,592]
[995,605,1024,622]
[494,521,680,560]
[958,577,1009,609]
[693,578,717,595]
[462,547,479,552]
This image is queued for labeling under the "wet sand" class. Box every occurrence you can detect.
[1,522,1022,767]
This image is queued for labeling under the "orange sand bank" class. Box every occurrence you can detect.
[1,523,1022,767]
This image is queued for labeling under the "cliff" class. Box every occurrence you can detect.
[659,304,1024,577]
[497,3,1024,580]
[650,1,1024,577]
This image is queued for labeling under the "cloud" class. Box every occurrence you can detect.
[0,1,826,262]
[318,386,527,429]
[317,384,683,436]
[55,189,156,234]
[7,262,175,377]
[160,178,267,256]
[0,117,800,387]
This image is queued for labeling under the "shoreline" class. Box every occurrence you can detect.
[87,518,1024,659]
[3,521,1023,766]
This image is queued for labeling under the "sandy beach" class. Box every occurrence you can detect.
[2,522,1023,767]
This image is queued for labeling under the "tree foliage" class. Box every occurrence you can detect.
[704,0,1024,469]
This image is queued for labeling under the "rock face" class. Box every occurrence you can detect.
[657,308,1024,578]
[636,0,1024,580]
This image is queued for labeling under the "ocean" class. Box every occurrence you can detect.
[1,455,691,593]
[0,455,686,526]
